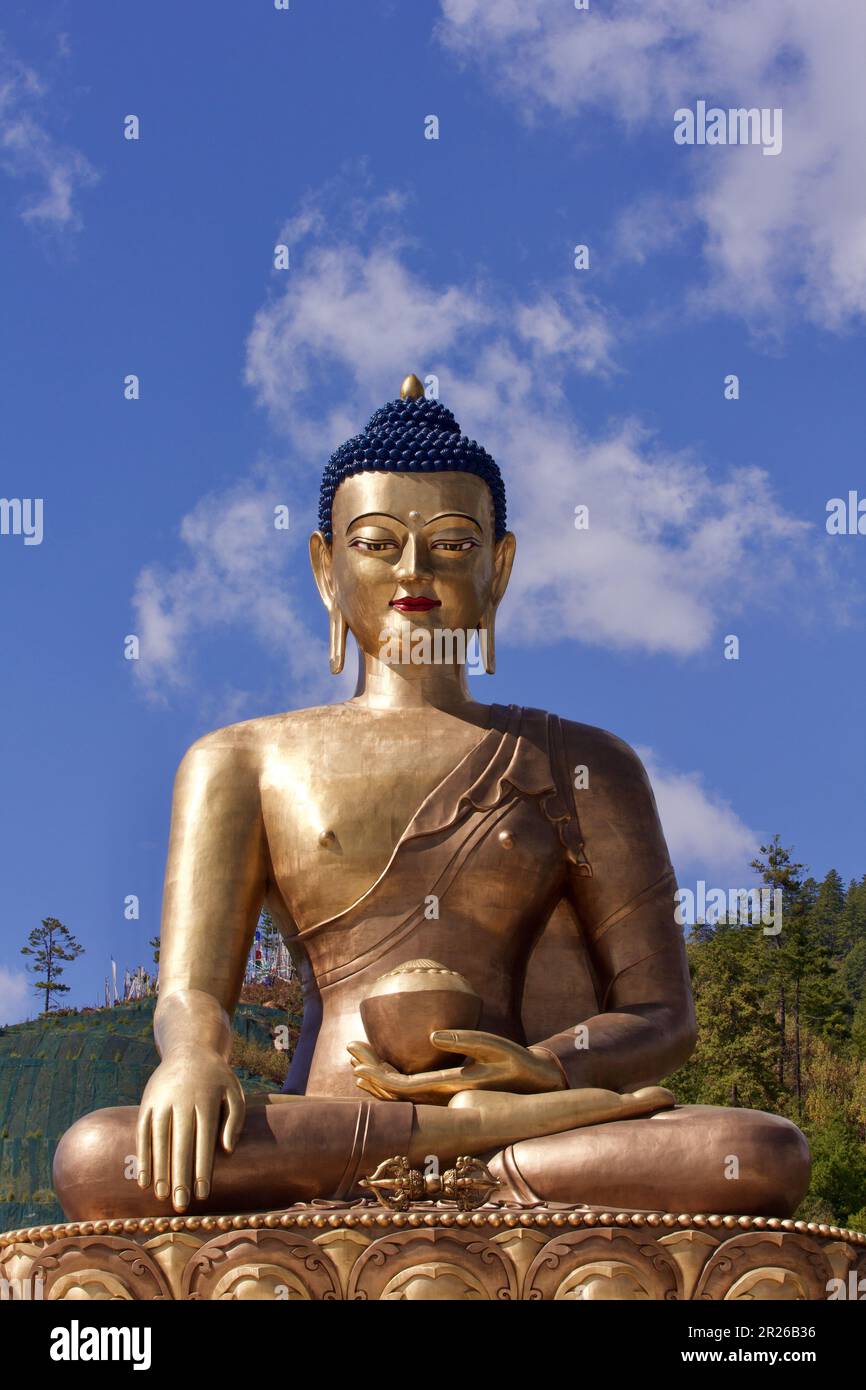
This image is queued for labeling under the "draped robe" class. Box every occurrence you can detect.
[269,703,691,1202]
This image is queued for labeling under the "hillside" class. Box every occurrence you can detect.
[0,996,294,1231]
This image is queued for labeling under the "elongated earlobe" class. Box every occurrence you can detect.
[479,606,496,675]
[329,608,347,675]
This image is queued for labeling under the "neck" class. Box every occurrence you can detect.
[349,648,486,715]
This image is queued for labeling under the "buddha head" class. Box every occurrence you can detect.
[309,375,516,676]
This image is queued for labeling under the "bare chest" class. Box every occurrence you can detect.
[261,720,487,929]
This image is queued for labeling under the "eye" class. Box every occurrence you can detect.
[349,538,399,553]
[431,539,479,552]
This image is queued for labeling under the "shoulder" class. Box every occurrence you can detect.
[554,716,667,859]
[176,706,339,780]
[557,717,653,790]
[517,709,671,873]
[517,706,653,793]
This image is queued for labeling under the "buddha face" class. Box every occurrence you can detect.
[310,470,515,666]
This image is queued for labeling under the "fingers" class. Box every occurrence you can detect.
[171,1105,195,1211]
[430,1029,514,1063]
[151,1104,171,1203]
[350,1060,408,1098]
[353,1062,466,1104]
[348,1042,409,1099]
[380,1065,458,1091]
[136,1107,152,1191]
[193,1102,219,1202]
[346,1041,402,1078]
[354,1073,398,1101]
[348,1032,472,1102]
[138,1094,234,1209]
[222,1079,245,1154]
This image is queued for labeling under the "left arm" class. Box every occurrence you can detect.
[528,724,696,1092]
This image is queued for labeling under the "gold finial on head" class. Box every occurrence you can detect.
[400,373,425,400]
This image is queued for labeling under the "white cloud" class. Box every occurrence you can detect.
[139,187,835,707]
[0,966,30,1027]
[614,194,695,267]
[0,40,97,230]
[244,213,811,659]
[515,289,619,378]
[245,243,494,455]
[449,369,808,656]
[130,475,348,712]
[637,746,760,882]
[245,182,618,461]
[436,0,866,332]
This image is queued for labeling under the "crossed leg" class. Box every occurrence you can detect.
[482,1103,811,1216]
[53,1084,675,1219]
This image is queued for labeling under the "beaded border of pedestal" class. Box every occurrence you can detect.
[2,1206,866,1246]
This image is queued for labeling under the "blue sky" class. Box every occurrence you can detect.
[1,0,864,1023]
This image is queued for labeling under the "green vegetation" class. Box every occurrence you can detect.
[666,838,866,1229]
[0,994,296,1231]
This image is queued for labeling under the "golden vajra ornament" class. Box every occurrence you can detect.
[360,1155,500,1212]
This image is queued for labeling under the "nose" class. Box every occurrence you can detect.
[394,531,433,585]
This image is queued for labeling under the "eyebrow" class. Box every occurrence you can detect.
[345,511,483,534]
[427,512,483,531]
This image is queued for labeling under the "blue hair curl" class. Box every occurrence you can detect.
[319,395,507,542]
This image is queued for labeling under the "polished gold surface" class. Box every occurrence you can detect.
[2,1204,863,1301]
[51,374,812,1236]
[400,373,425,399]
[359,961,482,1073]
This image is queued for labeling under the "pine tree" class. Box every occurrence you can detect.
[799,872,852,1045]
[20,918,84,1013]
[666,919,779,1111]
[751,837,805,1092]
[842,875,866,946]
[811,868,847,953]
[845,940,866,1010]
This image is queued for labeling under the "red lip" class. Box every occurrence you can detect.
[389,597,442,612]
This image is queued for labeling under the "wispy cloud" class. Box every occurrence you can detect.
[244,196,813,660]
[638,746,760,882]
[0,37,97,230]
[134,181,842,707]
[0,965,30,1027]
[244,174,618,459]
[130,473,350,715]
[436,0,866,333]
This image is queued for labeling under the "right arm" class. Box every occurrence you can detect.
[137,730,269,1211]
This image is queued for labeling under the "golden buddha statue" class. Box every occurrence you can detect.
[53,375,810,1222]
